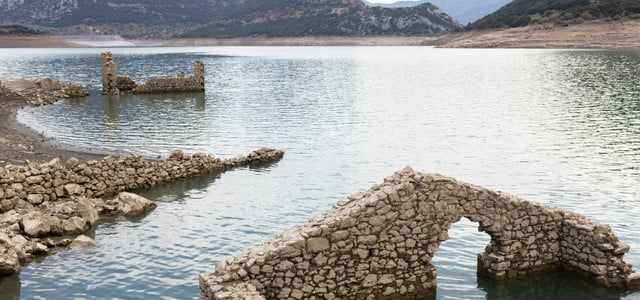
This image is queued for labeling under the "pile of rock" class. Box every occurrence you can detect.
[63,82,90,98]
[0,190,157,275]
[31,79,90,106]
[0,147,284,276]
[200,167,639,300]
[0,78,89,107]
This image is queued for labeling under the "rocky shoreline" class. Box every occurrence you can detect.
[0,78,104,166]
[1,147,284,276]
[0,77,285,277]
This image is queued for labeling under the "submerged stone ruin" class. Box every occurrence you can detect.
[200,167,640,299]
[101,52,205,95]
[0,148,284,276]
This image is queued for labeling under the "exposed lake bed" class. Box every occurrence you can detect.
[1,47,639,299]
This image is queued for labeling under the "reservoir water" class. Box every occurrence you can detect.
[0,47,639,299]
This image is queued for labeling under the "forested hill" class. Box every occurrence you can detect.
[181,0,462,38]
[471,0,640,29]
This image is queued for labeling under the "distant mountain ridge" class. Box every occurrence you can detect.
[472,0,640,29]
[0,0,234,38]
[363,0,431,8]
[0,0,462,39]
[364,0,511,24]
[181,0,462,38]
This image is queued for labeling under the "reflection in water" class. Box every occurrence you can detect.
[103,94,120,124]
[0,274,20,300]
[138,158,278,201]
[3,48,640,299]
[139,167,223,202]
[103,92,206,126]
[478,271,630,300]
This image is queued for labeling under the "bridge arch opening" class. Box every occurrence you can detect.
[431,216,491,299]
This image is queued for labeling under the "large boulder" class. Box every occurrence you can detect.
[10,234,29,260]
[76,198,99,226]
[62,216,88,235]
[116,192,157,217]
[71,235,95,248]
[0,234,20,276]
[0,210,21,227]
[21,211,51,237]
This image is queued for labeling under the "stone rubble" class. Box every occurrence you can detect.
[101,52,205,95]
[0,147,284,276]
[0,78,89,106]
[200,167,639,300]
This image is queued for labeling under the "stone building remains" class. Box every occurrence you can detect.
[200,167,640,299]
[101,52,205,95]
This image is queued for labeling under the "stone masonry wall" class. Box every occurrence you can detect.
[200,167,640,300]
[0,148,284,276]
[0,148,283,214]
[100,52,205,95]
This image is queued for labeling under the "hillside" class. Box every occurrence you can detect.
[471,0,640,29]
[365,0,511,25]
[0,0,461,39]
[439,19,640,48]
[0,25,42,35]
[181,0,461,38]
[0,0,235,39]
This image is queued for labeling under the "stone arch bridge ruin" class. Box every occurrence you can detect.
[200,167,639,299]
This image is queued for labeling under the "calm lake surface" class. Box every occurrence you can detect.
[0,47,639,299]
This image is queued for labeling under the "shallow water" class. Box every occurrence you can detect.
[0,47,639,299]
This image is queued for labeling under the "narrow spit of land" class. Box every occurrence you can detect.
[0,35,82,48]
[0,80,103,167]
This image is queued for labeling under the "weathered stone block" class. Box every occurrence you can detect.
[362,274,377,287]
[26,194,43,205]
[307,237,330,253]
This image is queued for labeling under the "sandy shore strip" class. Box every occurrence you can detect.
[0,35,83,48]
[4,20,640,49]
[439,20,640,49]
[166,35,444,46]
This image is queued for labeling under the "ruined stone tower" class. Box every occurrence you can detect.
[195,60,205,87]
[101,52,120,95]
